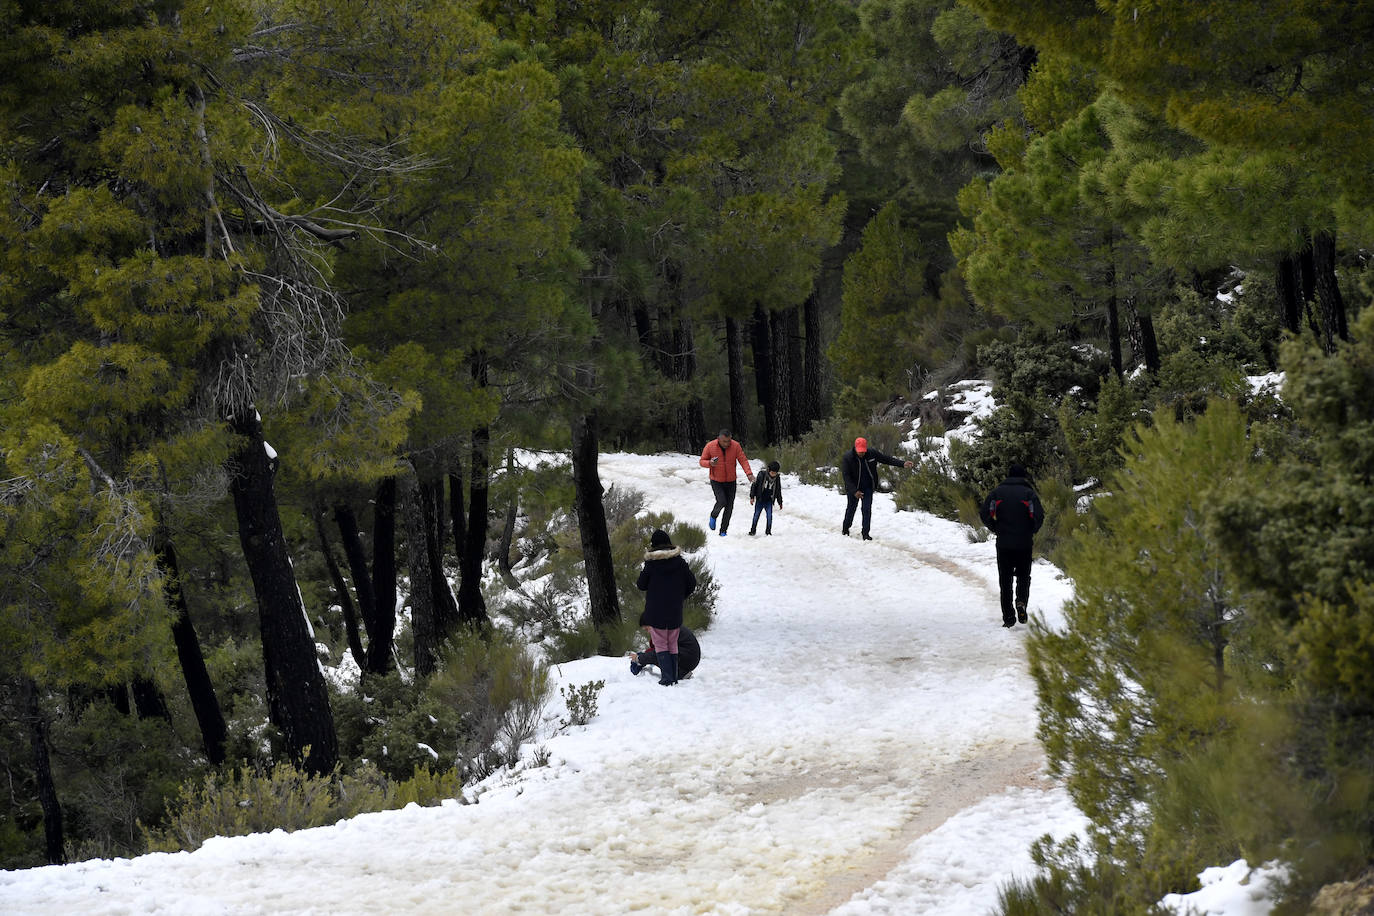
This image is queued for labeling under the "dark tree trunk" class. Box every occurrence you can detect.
[497,450,518,583]
[1105,292,1123,377]
[458,425,492,628]
[315,512,366,668]
[672,317,706,452]
[1138,311,1161,374]
[571,409,621,653]
[131,678,171,723]
[769,309,794,443]
[23,678,64,864]
[1124,297,1144,370]
[802,292,825,431]
[448,469,466,561]
[1276,255,1302,334]
[1312,229,1348,352]
[333,504,379,655]
[158,537,227,764]
[401,474,440,677]
[725,316,749,441]
[1299,239,1320,338]
[228,410,337,774]
[784,305,805,439]
[750,305,776,444]
[421,477,460,634]
[368,477,398,675]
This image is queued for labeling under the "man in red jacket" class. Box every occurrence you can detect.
[699,429,754,537]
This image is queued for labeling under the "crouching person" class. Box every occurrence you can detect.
[633,529,697,686]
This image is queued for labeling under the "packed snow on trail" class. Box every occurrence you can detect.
[4,451,1255,915]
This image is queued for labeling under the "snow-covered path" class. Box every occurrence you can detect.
[1,453,1084,915]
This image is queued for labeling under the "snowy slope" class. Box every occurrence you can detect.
[1,452,1087,915]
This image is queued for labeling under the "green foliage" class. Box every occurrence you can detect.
[141,759,460,854]
[1027,400,1270,901]
[1058,371,1144,484]
[559,680,605,728]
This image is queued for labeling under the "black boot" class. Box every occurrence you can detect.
[657,652,675,686]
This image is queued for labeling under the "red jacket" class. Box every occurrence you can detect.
[700,439,753,483]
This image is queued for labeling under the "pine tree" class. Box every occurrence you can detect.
[1028,401,1262,893]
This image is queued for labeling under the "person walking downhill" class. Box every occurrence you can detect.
[840,436,913,540]
[699,429,754,537]
[979,463,1045,628]
[748,461,783,535]
[635,529,697,686]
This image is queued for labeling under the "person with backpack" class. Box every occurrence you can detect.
[840,437,913,540]
[979,463,1045,628]
[634,529,697,685]
[699,428,754,537]
[748,460,783,536]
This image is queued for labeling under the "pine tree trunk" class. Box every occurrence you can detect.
[1106,291,1123,377]
[1300,238,1321,339]
[1312,229,1348,352]
[23,678,64,864]
[571,409,621,653]
[1275,255,1302,334]
[368,477,398,675]
[497,450,518,583]
[751,305,776,445]
[333,503,379,663]
[802,292,825,431]
[401,473,440,677]
[448,469,466,560]
[158,537,227,764]
[1137,311,1161,374]
[422,477,460,635]
[131,678,171,722]
[228,411,337,774]
[458,425,492,628]
[315,512,366,668]
[725,316,748,441]
[769,309,793,443]
[673,317,706,452]
[784,305,805,439]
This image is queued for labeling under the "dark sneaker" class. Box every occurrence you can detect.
[1002,619,1016,628]
[748,528,756,536]
[1016,602,1028,624]
[861,533,873,541]
[841,528,850,536]
[708,516,716,531]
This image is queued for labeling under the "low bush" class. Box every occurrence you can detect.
[142,760,461,854]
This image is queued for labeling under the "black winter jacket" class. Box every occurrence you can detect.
[636,546,697,629]
[749,472,783,506]
[840,447,905,497]
[979,476,1045,550]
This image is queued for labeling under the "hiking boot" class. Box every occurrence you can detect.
[748,527,756,536]
[708,516,716,531]
[1002,619,1016,628]
[861,533,873,541]
[718,529,727,537]
[1016,602,1028,624]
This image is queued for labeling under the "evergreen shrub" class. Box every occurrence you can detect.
[142,760,461,854]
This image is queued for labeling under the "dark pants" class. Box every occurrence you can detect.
[710,480,738,532]
[750,501,773,533]
[843,490,873,535]
[996,545,1033,624]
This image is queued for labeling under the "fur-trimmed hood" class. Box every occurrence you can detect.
[643,546,683,561]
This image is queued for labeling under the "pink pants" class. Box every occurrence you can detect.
[648,627,680,653]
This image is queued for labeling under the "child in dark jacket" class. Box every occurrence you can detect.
[634,529,697,685]
[748,461,783,535]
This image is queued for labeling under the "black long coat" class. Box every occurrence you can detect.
[636,546,697,629]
